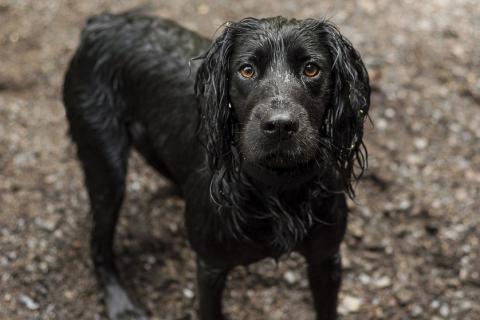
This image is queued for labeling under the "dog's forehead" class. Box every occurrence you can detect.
[231,18,322,57]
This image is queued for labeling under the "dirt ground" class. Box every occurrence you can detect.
[0,0,479,319]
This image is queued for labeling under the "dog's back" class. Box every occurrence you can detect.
[63,11,210,186]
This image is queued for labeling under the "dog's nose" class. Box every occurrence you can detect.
[260,112,299,139]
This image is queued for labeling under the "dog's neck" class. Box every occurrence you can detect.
[209,162,336,251]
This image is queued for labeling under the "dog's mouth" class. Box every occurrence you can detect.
[242,152,320,187]
[259,152,315,173]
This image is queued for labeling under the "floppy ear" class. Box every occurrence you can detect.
[195,23,236,173]
[317,21,371,196]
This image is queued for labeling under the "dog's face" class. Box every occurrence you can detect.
[228,19,332,171]
[196,17,370,193]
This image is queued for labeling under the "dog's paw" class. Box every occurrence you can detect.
[104,284,148,320]
[107,302,148,320]
[110,307,148,320]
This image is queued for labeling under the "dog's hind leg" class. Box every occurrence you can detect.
[74,129,147,320]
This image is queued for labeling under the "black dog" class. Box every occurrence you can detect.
[63,10,370,320]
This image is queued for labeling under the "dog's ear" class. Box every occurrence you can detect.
[316,21,371,196]
[195,23,236,172]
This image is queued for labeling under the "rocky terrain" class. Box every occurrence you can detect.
[0,0,479,319]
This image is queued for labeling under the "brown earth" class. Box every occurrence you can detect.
[0,0,479,319]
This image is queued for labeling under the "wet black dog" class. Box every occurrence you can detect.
[63,10,369,320]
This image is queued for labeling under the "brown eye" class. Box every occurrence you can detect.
[239,65,255,79]
[303,63,320,78]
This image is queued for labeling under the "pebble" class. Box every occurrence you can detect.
[182,288,194,299]
[414,138,428,150]
[359,273,371,285]
[339,295,362,314]
[396,289,414,305]
[283,271,298,285]
[439,304,450,317]
[35,216,59,231]
[411,304,423,316]
[376,118,388,130]
[398,199,412,210]
[384,108,396,118]
[64,290,75,300]
[431,300,440,309]
[19,294,39,310]
[375,276,392,288]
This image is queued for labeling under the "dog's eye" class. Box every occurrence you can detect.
[303,63,320,78]
[239,65,255,79]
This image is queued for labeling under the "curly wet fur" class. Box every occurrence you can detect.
[195,18,370,249]
[63,10,370,320]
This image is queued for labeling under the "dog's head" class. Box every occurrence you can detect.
[196,17,370,200]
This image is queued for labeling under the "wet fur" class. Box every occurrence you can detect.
[63,10,370,320]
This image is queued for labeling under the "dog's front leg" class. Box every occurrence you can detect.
[196,258,231,320]
[304,252,342,320]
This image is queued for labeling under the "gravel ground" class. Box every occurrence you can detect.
[1,0,479,319]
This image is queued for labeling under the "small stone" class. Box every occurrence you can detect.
[350,223,364,239]
[7,251,17,260]
[376,118,388,130]
[0,257,8,267]
[455,188,468,201]
[407,154,421,164]
[19,294,39,310]
[414,138,428,150]
[431,300,440,309]
[35,216,59,231]
[339,295,361,314]
[384,108,396,118]
[411,304,423,316]
[168,223,178,233]
[359,273,371,285]
[39,261,48,272]
[396,289,414,305]
[64,290,75,300]
[283,271,298,284]
[398,199,411,210]
[460,300,473,311]
[130,181,141,192]
[375,276,391,288]
[459,268,469,280]
[346,198,356,210]
[146,255,156,265]
[439,304,450,317]
[182,288,194,299]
